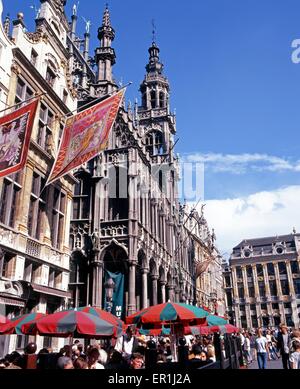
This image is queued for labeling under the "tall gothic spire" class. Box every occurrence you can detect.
[139,34,170,111]
[102,4,111,27]
[146,42,163,75]
[95,5,117,95]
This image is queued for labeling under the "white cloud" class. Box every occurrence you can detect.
[182,152,300,174]
[194,185,300,257]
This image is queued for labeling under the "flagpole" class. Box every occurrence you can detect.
[0,92,47,115]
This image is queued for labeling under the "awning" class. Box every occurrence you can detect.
[31,284,71,299]
[0,296,25,307]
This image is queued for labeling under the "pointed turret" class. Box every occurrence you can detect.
[95,5,117,95]
[3,14,11,36]
[139,37,170,111]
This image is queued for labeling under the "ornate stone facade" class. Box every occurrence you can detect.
[224,233,300,329]
[68,5,219,317]
[0,0,75,355]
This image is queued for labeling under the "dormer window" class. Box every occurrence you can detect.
[243,246,252,258]
[276,246,284,255]
[274,243,285,255]
[31,49,38,67]
[63,89,68,104]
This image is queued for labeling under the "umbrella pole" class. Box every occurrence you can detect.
[170,323,178,362]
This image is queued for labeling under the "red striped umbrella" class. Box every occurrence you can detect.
[126,302,209,325]
[0,313,46,335]
[21,310,122,338]
[184,324,239,336]
[75,306,124,333]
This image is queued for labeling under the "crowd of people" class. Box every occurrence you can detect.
[0,326,217,370]
[1,324,299,369]
[238,324,300,369]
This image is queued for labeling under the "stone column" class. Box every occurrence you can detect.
[241,266,249,298]
[167,283,175,302]
[160,281,166,304]
[251,265,260,298]
[262,263,273,326]
[92,257,103,308]
[175,287,180,303]
[273,262,283,297]
[141,268,149,309]
[286,261,299,327]
[128,261,136,315]
[151,275,158,306]
[262,264,271,297]
[231,267,239,299]
[286,261,295,295]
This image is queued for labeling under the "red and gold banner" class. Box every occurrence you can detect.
[47,89,125,185]
[0,99,39,179]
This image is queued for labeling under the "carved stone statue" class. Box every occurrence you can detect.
[92,229,101,251]
[85,20,91,34]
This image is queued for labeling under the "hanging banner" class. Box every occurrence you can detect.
[0,99,39,179]
[104,269,125,320]
[46,89,125,186]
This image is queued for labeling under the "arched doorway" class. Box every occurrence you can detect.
[101,241,128,320]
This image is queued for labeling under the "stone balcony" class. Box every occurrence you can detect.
[0,224,69,270]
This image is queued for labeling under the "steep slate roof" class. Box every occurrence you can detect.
[233,234,300,250]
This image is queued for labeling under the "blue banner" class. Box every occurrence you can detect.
[104,270,125,319]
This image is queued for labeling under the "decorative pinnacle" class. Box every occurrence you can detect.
[102,3,111,27]
[152,19,156,44]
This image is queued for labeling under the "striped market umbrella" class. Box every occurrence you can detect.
[126,302,209,326]
[75,306,125,333]
[206,315,228,326]
[0,313,46,335]
[21,310,122,338]
[136,324,172,337]
[184,324,239,336]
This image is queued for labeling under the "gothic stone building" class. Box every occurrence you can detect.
[69,5,200,317]
[224,233,300,329]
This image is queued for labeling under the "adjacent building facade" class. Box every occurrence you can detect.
[224,233,300,329]
[0,0,77,354]
[186,206,225,314]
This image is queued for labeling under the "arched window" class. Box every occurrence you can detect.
[150,90,156,109]
[145,131,164,156]
[142,93,147,108]
[159,91,165,108]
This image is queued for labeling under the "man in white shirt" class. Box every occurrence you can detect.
[114,326,139,364]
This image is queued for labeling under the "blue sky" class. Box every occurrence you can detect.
[3,0,300,253]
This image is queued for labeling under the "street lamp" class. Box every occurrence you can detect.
[104,278,115,313]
